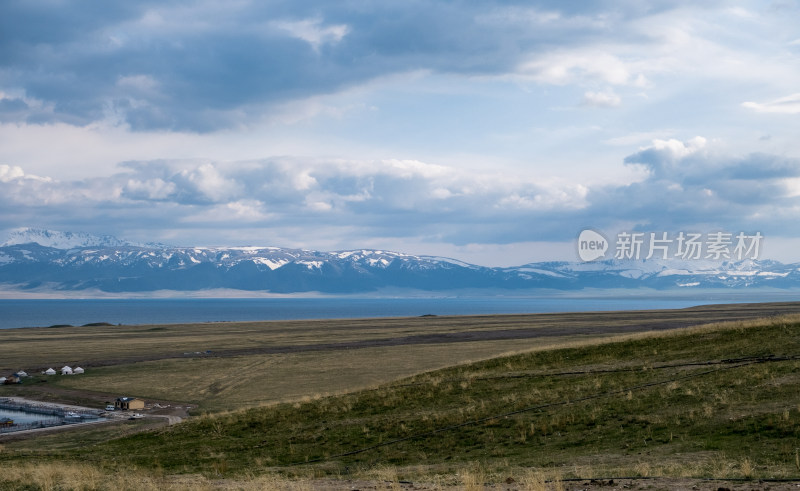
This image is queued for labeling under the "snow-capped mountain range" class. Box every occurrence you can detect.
[1,228,799,294]
[2,228,166,250]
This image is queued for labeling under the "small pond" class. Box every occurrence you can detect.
[0,408,61,424]
[0,404,104,433]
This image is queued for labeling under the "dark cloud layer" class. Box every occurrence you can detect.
[0,0,665,131]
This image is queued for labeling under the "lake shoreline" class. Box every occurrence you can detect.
[2,292,800,330]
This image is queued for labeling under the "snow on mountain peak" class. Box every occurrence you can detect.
[0,228,798,293]
[2,228,132,249]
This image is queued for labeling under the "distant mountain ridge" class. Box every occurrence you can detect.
[1,228,799,294]
[2,228,167,250]
[2,228,133,249]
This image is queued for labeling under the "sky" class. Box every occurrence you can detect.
[1,0,800,266]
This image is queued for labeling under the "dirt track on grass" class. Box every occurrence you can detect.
[72,301,800,369]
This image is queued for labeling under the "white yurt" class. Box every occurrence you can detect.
[61,366,73,375]
[0,377,6,384]
[44,368,56,375]
[15,370,28,377]
[73,367,85,374]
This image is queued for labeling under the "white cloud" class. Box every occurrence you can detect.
[181,200,272,224]
[177,163,242,203]
[306,200,333,212]
[2,142,800,260]
[0,164,51,183]
[474,7,562,26]
[651,136,707,159]
[291,170,317,191]
[518,50,634,86]
[0,165,25,183]
[123,178,176,200]
[381,159,451,179]
[270,17,349,52]
[621,136,708,180]
[742,93,800,114]
[581,90,621,108]
[117,75,160,92]
[431,187,453,199]
[783,177,800,197]
[0,157,590,235]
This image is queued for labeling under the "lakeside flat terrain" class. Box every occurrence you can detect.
[4,301,800,411]
[1,301,800,489]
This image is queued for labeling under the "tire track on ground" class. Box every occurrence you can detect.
[73,302,800,369]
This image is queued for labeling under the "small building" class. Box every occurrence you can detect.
[44,368,56,375]
[73,367,85,374]
[0,418,13,428]
[115,397,145,411]
[15,371,28,377]
[3,375,20,385]
[61,366,73,375]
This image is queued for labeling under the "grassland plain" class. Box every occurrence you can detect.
[1,308,800,489]
[45,340,580,411]
[4,302,800,373]
[5,302,800,412]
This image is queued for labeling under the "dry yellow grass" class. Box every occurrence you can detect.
[6,307,800,412]
[0,462,322,491]
[53,311,756,411]
[53,336,586,410]
[4,302,798,372]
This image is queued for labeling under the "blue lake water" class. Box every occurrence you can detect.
[1,292,798,330]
